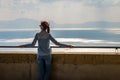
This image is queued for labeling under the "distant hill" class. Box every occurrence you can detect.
[52,21,120,28]
[0,18,120,29]
[81,21,120,28]
[0,18,39,29]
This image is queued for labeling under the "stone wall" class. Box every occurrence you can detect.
[0,52,120,80]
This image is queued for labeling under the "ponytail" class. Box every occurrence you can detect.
[41,21,50,33]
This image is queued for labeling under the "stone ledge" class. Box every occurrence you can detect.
[0,52,120,64]
[1,52,120,80]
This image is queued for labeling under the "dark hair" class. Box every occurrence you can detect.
[41,21,50,33]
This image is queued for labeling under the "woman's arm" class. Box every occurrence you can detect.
[19,33,38,47]
[49,34,73,48]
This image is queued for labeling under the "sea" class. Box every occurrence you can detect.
[0,28,120,53]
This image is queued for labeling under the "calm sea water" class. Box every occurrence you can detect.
[0,29,119,52]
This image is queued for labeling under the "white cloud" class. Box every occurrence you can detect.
[1,38,120,45]
[111,0,120,5]
[82,0,120,7]
[14,0,38,4]
[0,0,120,24]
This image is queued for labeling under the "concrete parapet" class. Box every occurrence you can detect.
[0,52,120,80]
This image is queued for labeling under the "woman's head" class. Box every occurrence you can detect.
[40,21,50,33]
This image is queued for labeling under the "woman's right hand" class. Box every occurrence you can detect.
[19,45,25,48]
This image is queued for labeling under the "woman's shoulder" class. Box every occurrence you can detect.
[37,31,50,39]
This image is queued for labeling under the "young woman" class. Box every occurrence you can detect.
[19,21,73,80]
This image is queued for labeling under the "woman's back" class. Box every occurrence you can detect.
[37,30,51,55]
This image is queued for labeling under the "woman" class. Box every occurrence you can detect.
[19,21,73,80]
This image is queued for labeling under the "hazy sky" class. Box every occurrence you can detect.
[0,0,120,24]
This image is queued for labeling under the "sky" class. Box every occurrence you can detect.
[0,0,120,24]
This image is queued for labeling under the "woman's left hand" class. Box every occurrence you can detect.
[19,45,25,48]
[67,45,74,48]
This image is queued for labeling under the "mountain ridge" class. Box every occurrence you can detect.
[0,18,120,29]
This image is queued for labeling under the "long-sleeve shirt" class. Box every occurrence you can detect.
[24,30,68,56]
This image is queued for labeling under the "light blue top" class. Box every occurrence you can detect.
[25,30,68,56]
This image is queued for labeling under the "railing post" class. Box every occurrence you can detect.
[115,48,118,55]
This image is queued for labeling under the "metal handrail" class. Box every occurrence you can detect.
[0,46,119,48]
[0,46,120,48]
